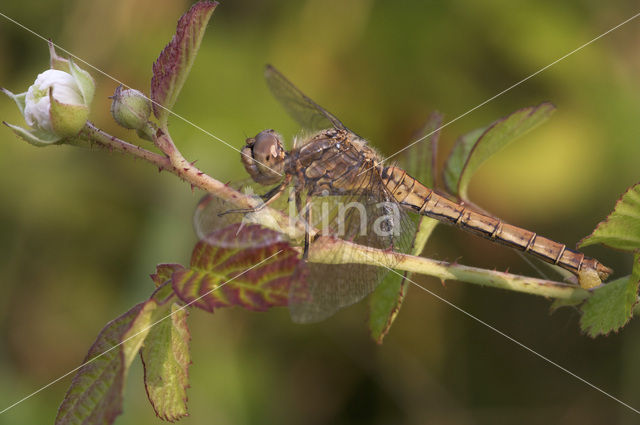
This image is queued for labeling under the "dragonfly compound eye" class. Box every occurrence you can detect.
[241,129,286,185]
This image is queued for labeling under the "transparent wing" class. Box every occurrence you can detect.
[265,65,358,135]
[193,180,294,248]
[192,165,418,324]
[288,168,418,323]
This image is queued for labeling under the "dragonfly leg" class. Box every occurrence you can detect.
[302,201,312,260]
[218,175,291,216]
[294,189,305,214]
[288,186,297,206]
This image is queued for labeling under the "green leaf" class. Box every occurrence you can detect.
[580,254,640,337]
[579,183,640,251]
[411,217,439,259]
[549,297,584,313]
[172,224,302,312]
[400,111,443,187]
[141,303,190,422]
[368,113,443,344]
[451,102,555,200]
[151,263,184,287]
[368,270,409,343]
[368,214,439,344]
[56,299,158,425]
[443,127,485,195]
[151,1,218,127]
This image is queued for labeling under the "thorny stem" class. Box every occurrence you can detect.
[83,121,269,210]
[81,122,592,301]
[82,122,172,171]
[81,121,307,239]
[309,237,591,301]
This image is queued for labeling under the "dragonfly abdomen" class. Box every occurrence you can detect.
[380,166,612,282]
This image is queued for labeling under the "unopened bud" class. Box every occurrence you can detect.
[110,86,152,131]
[1,45,95,146]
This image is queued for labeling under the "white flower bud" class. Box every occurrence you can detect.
[2,43,95,146]
[24,70,85,133]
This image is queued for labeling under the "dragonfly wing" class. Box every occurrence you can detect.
[265,65,359,135]
[288,169,418,323]
[290,261,382,323]
[193,180,292,248]
[193,194,241,241]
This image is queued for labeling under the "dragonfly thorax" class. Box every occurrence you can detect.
[241,129,287,185]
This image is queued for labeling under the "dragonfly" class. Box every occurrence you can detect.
[195,65,612,323]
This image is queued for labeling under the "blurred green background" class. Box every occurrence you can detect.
[1,1,639,424]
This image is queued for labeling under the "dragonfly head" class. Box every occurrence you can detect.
[241,129,286,185]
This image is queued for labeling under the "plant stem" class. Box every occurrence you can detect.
[82,121,172,170]
[82,121,307,238]
[309,236,590,301]
[82,121,260,207]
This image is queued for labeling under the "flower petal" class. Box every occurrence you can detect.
[24,92,54,132]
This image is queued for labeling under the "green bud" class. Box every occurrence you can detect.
[110,86,152,131]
